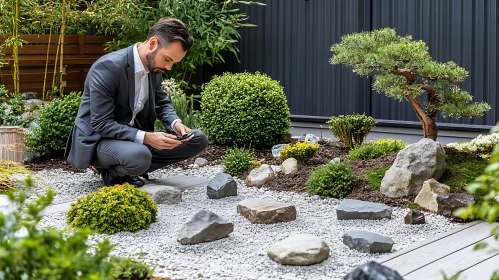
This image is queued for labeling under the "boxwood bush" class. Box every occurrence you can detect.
[347,139,406,160]
[26,91,81,156]
[327,113,376,149]
[222,147,256,176]
[67,184,157,234]
[279,142,320,164]
[306,162,355,198]
[201,72,290,147]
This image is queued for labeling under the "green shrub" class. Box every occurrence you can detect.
[26,91,81,156]
[348,139,406,160]
[249,160,262,170]
[110,256,153,280]
[161,78,202,129]
[306,162,355,198]
[327,113,376,149]
[222,147,256,176]
[201,72,290,147]
[0,85,35,127]
[0,175,115,279]
[279,142,320,163]
[362,167,389,190]
[67,183,157,234]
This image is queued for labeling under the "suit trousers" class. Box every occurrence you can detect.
[92,129,208,176]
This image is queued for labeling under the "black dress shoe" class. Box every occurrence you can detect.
[128,176,145,187]
[101,169,124,186]
[141,173,150,181]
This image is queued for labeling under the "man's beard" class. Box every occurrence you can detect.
[146,50,167,73]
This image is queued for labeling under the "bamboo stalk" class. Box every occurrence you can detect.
[59,0,66,97]
[42,25,53,101]
[51,32,61,99]
[12,0,19,95]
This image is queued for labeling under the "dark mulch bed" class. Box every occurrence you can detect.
[25,152,85,173]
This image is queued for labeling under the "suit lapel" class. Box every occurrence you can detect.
[147,73,156,126]
[126,45,135,114]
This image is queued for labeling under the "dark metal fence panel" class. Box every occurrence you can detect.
[231,0,372,117]
[222,0,498,126]
[371,0,499,126]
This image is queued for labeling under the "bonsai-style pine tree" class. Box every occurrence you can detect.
[330,28,491,140]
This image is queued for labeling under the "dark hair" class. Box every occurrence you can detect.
[148,18,194,51]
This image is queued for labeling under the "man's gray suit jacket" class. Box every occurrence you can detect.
[64,45,180,169]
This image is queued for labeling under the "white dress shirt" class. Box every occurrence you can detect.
[131,43,180,144]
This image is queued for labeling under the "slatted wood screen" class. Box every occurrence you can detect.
[0,34,115,95]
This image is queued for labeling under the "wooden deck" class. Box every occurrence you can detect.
[377,220,499,280]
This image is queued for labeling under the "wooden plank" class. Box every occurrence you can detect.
[83,45,108,55]
[403,235,499,280]
[0,34,79,44]
[382,222,497,276]
[2,71,85,83]
[4,45,79,55]
[459,254,499,280]
[377,220,484,263]
[82,35,115,44]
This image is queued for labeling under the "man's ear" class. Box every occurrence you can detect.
[148,37,158,51]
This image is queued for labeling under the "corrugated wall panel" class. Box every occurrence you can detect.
[223,0,499,127]
[371,0,499,126]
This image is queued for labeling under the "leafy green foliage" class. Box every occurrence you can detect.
[330,28,490,139]
[279,142,320,164]
[327,113,376,149]
[25,91,81,156]
[201,72,290,147]
[361,167,389,190]
[87,0,265,90]
[0,85,35,127]
[67,184,157,234]
[406,202,423,211]
[0,175,115,279]
[348,139,406,160]
[306,162,355,198]
[110,256,153,280]
[0,160,30,191]
[222,147,256,177]
[161,78,202,129]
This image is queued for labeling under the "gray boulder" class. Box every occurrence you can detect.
[381,138,446,198]
[207,172,237,199]
[404,209,425,224]
[281,158,298,175]
[245,164,275,187]
[193,157,209,168]
[343,231,394,253]
[336,199,392,220]
[267,234,330,265]
[437,194,475,218]
[142,184,181,204]
[344,261,404,280]
[177,210,234,245]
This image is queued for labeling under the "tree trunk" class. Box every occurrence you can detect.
[409,98,438,141]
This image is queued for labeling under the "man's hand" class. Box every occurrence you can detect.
[143,132,182,150]
[173,121,193,141]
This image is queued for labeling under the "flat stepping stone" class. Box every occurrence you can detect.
[142,184,182,204]
[267,234,330,265]
[207,173,237,199]
[343,231,394,253]
[237,199,296,224]
[145,175,211,191]
[336,199,392,220]
[177,210,234,245]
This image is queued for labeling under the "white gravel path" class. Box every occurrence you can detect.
[34,165,459,280]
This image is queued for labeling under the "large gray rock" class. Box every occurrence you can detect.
[281,158,298,175]
[344,261,404,280]
[142,184,182,204]
[381,138,446,198]
[245,164,275,187]
[414,179,450,212]
[237,199,296,224]
[193,157,209,168]
[343,231,394,253]
[267,234,330,266]
[336,199,392,220]
[437,194,475,218]
[207,172,237,199]
[177,210,234,245]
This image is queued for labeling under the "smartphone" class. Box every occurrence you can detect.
[176,131,194,140]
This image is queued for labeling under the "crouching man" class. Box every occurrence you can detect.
[65,18,208,187]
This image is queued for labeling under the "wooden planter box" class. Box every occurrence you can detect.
[0,126,26,164]
[0,34,115,95]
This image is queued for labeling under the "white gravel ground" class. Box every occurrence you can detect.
[34,165,459,280]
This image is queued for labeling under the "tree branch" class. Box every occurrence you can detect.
[418,84,441,119]
[390,68,416,84]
